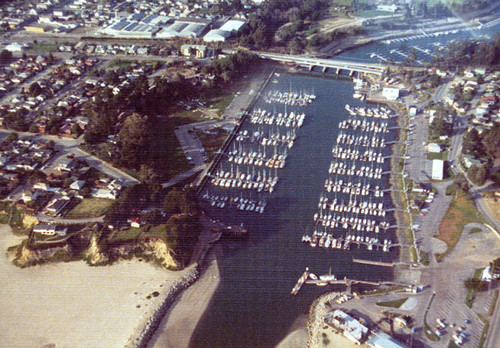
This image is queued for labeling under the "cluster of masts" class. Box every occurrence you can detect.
[345,104,393,119]
[249,109,306,128]
[263,90,316,107]
[328,163,384,180]
[203,87,317,215]
[227,141,288,169]
[337,132,386,148]
[338,119,389,133]
[302,99,398,252]
[313,213,391,232]
[210,168,279,193]
[235,128,296,149]
[331,146,385,163]
[303,232,394,252]
[317,196,387,217]
[324,179,384,196]
[201,193,266,214]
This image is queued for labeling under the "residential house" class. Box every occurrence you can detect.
[33,224,68,236]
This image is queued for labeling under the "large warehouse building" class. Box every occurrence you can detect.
[203,19,245,42]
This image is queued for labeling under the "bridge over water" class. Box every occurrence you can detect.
[258,52,386,76]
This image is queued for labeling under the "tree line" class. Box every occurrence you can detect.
[432,34,500,68]
[462,124,499,186]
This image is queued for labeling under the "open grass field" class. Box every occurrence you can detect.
[210,94,234,117]
[110,227,144,243]
[376,297,408,308]
[65,198,113,218]
[25,42,59,54]
[427,150,448,161]
[436,191,484,261]
[355,10,394,18]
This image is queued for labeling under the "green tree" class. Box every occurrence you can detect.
[482,124,500,159]
[454,173,469,192]
[5,132,18,143]
[163,188,183,213]
[0,49,13,64]
[28,124,38,133]
[464,278,487,291]
[462,129,484,158]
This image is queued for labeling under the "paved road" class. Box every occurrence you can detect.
[484,287,500,348]
[0,62,56,106]
[161,165,206,189]
[36,213,104,224]
[0,130,139,187]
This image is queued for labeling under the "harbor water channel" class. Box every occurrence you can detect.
[192,72,399,348]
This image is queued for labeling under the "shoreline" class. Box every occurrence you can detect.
[147,245,221,348]
[0,224,191,348]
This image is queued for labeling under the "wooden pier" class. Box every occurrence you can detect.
[352,258,395,267]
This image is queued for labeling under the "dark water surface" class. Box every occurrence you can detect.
[190,74,398,348]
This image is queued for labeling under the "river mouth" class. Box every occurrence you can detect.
[192,72,399,348]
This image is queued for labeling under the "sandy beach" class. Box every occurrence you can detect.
[0,225,189,348]
[148,245,221,348]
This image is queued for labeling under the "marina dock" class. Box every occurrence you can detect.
[292,268,416,295]
[352,258,395,267]
[291,268,310,295]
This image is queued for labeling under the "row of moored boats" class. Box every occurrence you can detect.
[302,103,397,252]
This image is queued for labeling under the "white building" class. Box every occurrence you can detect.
[382,87,400,101]
[203,29,231,42]
[368,332,407,348]
[219,19,245,33]
[377,4,398,12]
[33,224,68,236]
[203,19,245,42]
[5,42,27,52]
[428,143,441,153]
[156,19,209,39]
[91,188,119,200]
[70,180,85,191]
[326,310,369,344]
[431,159,444,180]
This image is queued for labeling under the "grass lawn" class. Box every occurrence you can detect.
[25,42,59,54]
[210,94,234,117]
[143,224,167,241]
[435,191,485,262]
[427,151,448,161]
[108,59,136,69]
[355,10,393,18]
[196,130,228,161]
[110,227,144,243]
[469,227,482,234]
[376,297,408,308]
[465,268,483,308]
[465,288,475,308]
[65,198,114,218]
[172,109,205,122]
[420,251,430,266]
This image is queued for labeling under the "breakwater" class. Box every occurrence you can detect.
[124,266,199,348]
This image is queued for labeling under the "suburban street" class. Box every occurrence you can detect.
[0,129,139,196]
